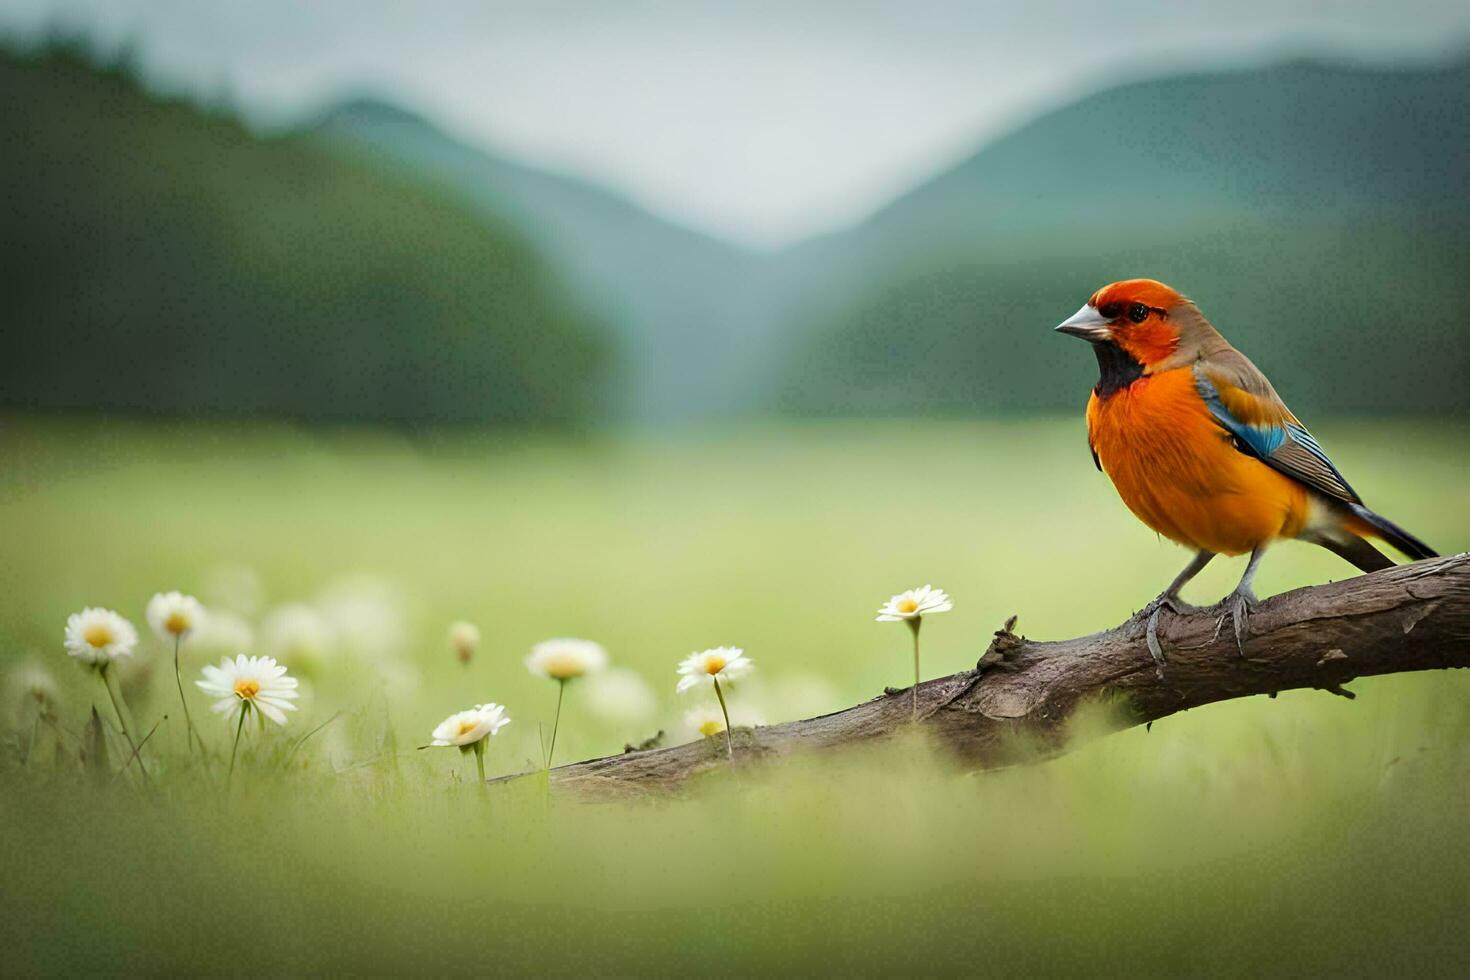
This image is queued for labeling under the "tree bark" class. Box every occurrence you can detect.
[539,554,1470,798]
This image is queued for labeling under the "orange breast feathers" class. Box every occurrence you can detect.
[1086,368,1311,556]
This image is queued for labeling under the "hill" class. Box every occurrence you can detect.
[0,47,612,426]
[780,58,1470,417]
[309,101,781,421]
[5,48,1467,425]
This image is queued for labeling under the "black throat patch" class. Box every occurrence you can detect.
[1092,341,1145,399]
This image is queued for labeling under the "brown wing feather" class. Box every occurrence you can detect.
[1196,349,1360,504]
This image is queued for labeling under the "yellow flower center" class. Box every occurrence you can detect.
[83,623,114,648]
[897,598,919,614]
[165,611,190,634]
[704,655,726,675]
[457,718,480,737]
[545,653,585,680]
[234,679,261,700]
[698,719,723,737]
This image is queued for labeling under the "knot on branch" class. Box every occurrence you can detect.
[1313,647,1357,699]
[624,730,664,753]
[977,614,1025,673]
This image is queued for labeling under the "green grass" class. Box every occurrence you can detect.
[2,415,1468,974]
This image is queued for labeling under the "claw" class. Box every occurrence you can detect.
[1214,589,1261,660]
[1230,595,1251,655]
[1145,606,1166,679]
[1138,594,1199,680]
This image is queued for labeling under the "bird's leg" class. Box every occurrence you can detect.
[1140,550,1214,677]
[1215,545,1267,659]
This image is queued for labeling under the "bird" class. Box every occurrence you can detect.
[1054,278,1436,670]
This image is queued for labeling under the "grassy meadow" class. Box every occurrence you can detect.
[3,414,1469,974]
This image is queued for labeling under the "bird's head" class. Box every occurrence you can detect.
[1054,278,1223,375]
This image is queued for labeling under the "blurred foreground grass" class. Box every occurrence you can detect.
[2,414,1468,974]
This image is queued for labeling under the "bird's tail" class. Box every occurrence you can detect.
[1314,532,1394,573]
[1344,503,1438,562]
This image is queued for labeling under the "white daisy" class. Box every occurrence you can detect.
[196,654,299,725]
[448,621,481,664]
[526,638,608,681]
[875,584,953,622]
[10,662,60,722]
[527,640,606,769]
[675,646,752,694]
[430,702,511,747]
[877,585,952,721]
[682,703,764,739]
[585,668,657,725]
[63,607,139,666]
[683,704,728,738]
[146,591,206,641]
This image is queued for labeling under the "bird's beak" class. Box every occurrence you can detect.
[1054,304,1111,342]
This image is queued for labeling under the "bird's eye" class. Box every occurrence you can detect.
[1098,302,1122,319]
[1128,303,1150,323]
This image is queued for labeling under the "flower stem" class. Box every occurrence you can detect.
[172,634,203,757]
[546,679,567,770]
[102,666,138,749]
[227,705,248,789]
[100,664,137,745]
[101,665,150,787]
[908,617,922,721]
[712,677,734,762]
[473,737,487,787]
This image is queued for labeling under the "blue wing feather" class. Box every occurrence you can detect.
[1194,370,1285,456]
[1194,366,1360,503]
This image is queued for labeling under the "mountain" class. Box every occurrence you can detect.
[6,47,1467,426]
[779,58,1470,417]
[0,46,612,426]
[308,101,782,421]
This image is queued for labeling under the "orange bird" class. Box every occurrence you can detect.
[1054,279,1436,667]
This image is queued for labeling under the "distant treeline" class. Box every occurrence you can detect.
[4,45,1468,425]
[1,47,612,426]
[779,220,1470,418]
[778,59,1470,418]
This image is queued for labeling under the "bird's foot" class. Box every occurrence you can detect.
[1137,593,1201,679]
[1212,588,1262,660]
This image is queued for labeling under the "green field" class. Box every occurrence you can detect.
[3,415,1468,974]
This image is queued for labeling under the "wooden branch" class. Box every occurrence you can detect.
[541,554,1470,798]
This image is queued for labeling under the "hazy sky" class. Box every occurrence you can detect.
[4,1,1467,246]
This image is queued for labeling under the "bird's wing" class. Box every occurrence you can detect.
[1193,349,1360,504]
